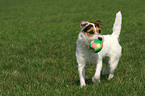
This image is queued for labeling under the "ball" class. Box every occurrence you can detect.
[89,39,103,53]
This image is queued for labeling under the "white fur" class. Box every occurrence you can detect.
[76,11,122,87]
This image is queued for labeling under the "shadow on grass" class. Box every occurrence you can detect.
[74,79,93,86]
[72,74,109,86]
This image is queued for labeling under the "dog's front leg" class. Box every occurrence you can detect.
[92,59,102,83]
[78,64,86,87]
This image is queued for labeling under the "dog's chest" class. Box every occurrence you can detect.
[76,42,98,65]
[85,52,98,65]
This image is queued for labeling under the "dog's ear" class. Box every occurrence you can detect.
[94,21,104,27]
[80,21,89,28]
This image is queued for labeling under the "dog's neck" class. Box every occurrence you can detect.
[78,32,96,46]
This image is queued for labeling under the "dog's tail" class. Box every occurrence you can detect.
[112,11,122,39]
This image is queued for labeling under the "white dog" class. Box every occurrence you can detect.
[76,11,122,87]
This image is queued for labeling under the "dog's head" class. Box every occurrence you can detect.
[80,21,104,41]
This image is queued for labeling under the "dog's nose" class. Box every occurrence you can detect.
[98,37,102,41]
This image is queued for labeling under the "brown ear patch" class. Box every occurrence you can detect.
[93,21,103,34]
[94,21,104,26]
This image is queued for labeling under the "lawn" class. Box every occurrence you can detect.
[0,0,144,95]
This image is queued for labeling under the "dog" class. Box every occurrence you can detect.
[76,11,122,87]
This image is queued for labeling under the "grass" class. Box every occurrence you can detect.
[0,0,144,95]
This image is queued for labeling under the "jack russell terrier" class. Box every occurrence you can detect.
[76,11,122,87]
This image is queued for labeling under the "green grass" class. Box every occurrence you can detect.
[0,0,144,95]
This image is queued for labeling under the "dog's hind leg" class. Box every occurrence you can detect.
[102,64,109,76]
[102,57,110,75]
[78,64,86,87]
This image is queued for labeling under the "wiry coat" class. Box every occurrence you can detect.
[76,11,122,87]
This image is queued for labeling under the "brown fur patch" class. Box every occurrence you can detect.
[94,21,104,26]
[96,27,102,34]
[82,22,102,37]
[82,26,95,37]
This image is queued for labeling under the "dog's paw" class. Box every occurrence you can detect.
[108,74,114,80]
[80,84,86,88]
[92,77,100,84]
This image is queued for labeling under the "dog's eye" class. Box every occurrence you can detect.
[88,31,94,34]
[83,25,93,32]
